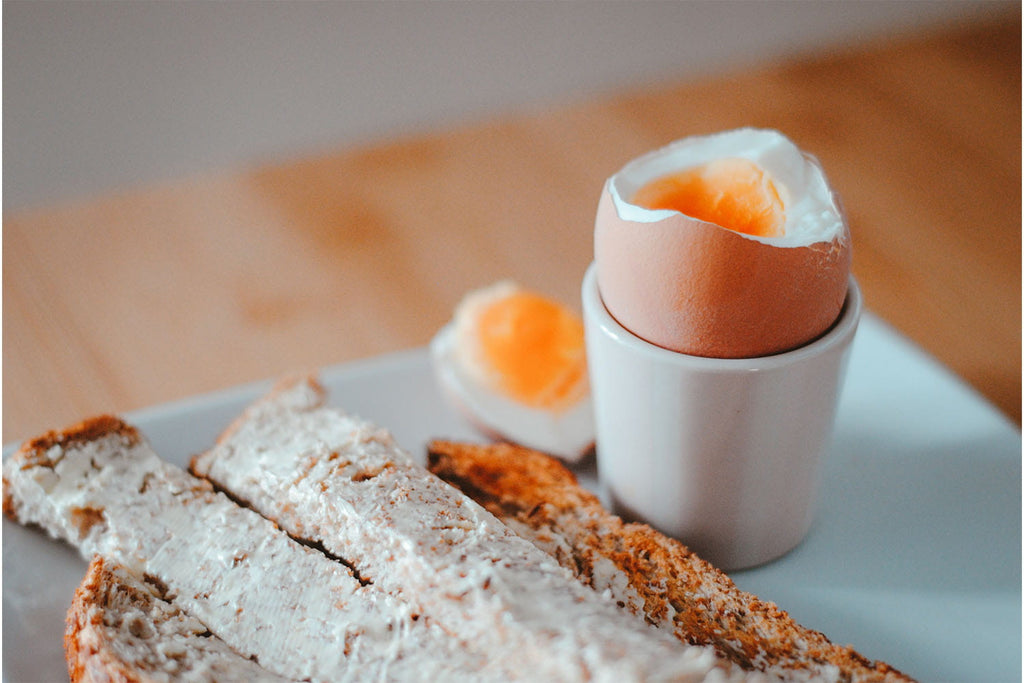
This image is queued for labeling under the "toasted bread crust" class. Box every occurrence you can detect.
[3,415,138,521]
[427,439,914,683]
[65,557,148,683]
[65,556,293,683]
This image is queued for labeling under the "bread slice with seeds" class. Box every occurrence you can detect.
[426,439,915,683]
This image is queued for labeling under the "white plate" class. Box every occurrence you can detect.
[3,312,1021,682]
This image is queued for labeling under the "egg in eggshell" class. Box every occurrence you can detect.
[595,128,851,359]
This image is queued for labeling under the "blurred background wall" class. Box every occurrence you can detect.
[3,0,1012,212]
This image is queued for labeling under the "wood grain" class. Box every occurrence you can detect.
[4,11,1019,444]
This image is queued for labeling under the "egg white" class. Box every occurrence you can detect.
[609,128,844,247]
[430,322,595,463]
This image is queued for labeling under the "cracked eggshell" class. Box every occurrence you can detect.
[595,128,851,359]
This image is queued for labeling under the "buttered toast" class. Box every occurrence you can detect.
[3,377,913,682]
[190,376,748,682]
[5,382,756,682]
[65,556,293,683]
[427,439,914,683]
[3,416,501,682]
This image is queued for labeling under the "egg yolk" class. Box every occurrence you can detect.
[476,291,586,410]
[631,158,785,237]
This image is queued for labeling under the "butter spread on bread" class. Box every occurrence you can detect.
[190,376,754,682]
[2,416,503,682]
[65,556,293,683]
[426,439,915,683]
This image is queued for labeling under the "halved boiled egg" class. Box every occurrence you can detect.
[431,281,594,462]
[595,128,851,358]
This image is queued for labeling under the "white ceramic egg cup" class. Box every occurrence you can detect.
[582,263,862,570]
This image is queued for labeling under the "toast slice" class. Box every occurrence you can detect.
[426,439,915,683]
[65,556,292,683]
[2,416,499,682]
[190,375,751,682]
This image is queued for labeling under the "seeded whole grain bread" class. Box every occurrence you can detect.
[65,556,293,683]
[190,375,756,683]
[2,416,504,682]
[426,439,915,683]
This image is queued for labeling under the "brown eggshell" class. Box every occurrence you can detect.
[594,185,851,358]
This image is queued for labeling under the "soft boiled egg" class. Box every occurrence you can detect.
[595,128,851,358]
[431,281,594,462]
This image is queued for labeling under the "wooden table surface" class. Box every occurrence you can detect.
[4,10,1020,445]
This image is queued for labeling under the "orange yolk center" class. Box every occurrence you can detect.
[631,158,785,238]
[476,291,586,409]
